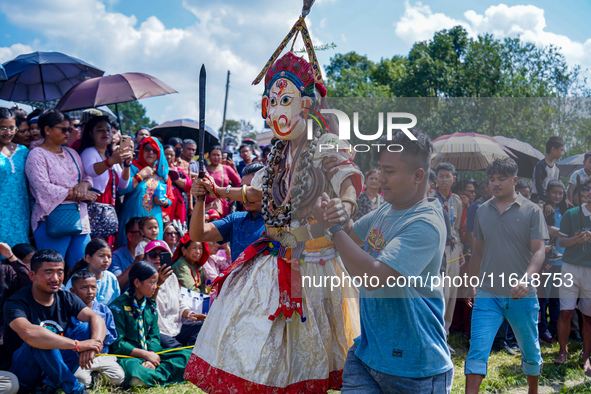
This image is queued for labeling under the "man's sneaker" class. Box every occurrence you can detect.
[547,248,563,262]
[507,340,521,353]
[447,343,456,355]
[540,330,557,343]
[492,341,516,355]
[570,331,583,343]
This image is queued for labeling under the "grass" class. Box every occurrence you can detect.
[88,334,590,394]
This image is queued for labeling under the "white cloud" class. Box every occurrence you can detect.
[394,1,472,44]
[394,2,591,74]
[0,43,34,63]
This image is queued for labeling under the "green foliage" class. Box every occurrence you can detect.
[107,101,157,136]
[324,26,591,166]
[219,119,256,141]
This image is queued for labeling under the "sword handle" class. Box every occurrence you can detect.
[197,170,206,202]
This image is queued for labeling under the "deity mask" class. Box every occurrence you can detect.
[261,52,318,141]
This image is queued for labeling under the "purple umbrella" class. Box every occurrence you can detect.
[493,136,544,178]
[0,51,104,104]
[55,72,177,112]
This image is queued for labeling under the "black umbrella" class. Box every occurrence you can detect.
[150,119,219,149]
[492,136,544,178]
[557,153,585,179]
[0,51,104,104]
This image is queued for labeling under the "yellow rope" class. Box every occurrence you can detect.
[446,253,469,264]
[96,346,193,359]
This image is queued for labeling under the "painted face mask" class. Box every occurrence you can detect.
[261,52,319,141]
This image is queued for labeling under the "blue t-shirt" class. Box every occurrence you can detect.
[352,198,452,378]
[65,270,121,306]
[549,207,565,266]
[213,211,265,262]
[109,246,134,276]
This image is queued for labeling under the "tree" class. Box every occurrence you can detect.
[219,119,256,141]
[107,101,157,135]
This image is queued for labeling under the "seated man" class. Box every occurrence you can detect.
[4,250,106,394]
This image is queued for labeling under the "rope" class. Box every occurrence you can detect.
[95,346,193,358]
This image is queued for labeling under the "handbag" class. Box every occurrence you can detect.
[88,168,119,238]
[46,149,83,238]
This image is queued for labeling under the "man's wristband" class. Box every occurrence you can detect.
[329,225,344,235]
[74,340,80,352]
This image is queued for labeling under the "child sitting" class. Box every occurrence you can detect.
[135,216,160,259]
[109,261,192,387]
[65,270,125,388]
[65,239,120,305]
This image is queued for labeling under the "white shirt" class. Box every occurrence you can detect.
[156,272,190,337]
[568,167,591,186]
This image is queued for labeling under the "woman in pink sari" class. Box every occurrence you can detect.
[163,144,192,224]
[205,145,240,218]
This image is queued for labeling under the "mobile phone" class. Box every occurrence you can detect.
[120,135,133,151]
[159,251,172,267]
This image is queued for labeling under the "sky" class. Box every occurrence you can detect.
[1,0,590,135]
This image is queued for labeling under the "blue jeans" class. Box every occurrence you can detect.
[10,342,84,393]
[342,344,453,393]
[465,290,542,376]
[34,221,90,270]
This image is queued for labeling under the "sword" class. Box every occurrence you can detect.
[577,175,584,232]
[198,64,206,202]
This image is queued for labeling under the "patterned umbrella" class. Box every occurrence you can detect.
[432,132,511,171]
[492,136,544,178]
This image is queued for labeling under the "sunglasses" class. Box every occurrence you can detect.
[144,146,157,154]
[146,251,161,259]
[53,126,71,134]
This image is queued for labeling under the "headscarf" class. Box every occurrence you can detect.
[132,137,169,178]
[172,232,210,267]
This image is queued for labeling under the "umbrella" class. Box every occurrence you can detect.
[55,72,177,112]
[492,136,544,178]
[150,119,219,149]
[557,153,585,178]
[432,132,510,171]
[10,98,116,121]
[0,51,104,104]
[0,64,6,81]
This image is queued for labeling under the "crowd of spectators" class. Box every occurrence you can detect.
[1,103,590,393]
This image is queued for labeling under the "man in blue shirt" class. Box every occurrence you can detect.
[190,162,265,263]
[315,130,453,393]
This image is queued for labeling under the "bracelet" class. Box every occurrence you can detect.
[329,224,344,235]
[340,197,359,219]
[225,184,231,195]
[7,254,15,261]
[74,340,80,352]
[134,174,143,183]
[104,157,113,168]
[123,161,131,168]
[241,185,248,204]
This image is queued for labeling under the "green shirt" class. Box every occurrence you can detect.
[109,293,162,355]
[474,193,549,295]
[559,206,591,267]
[172,256,206,293]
